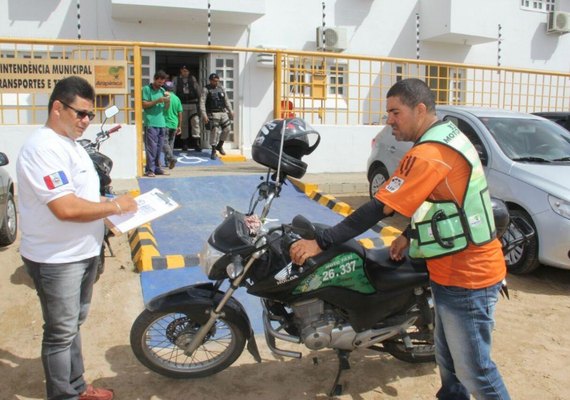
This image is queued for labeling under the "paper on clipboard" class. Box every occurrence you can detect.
[105,188,179,235]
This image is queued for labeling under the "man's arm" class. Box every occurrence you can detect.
[222,87,234,116]
[48,193,137,223]
[176,111,182,134]
[290,198,394,264]
[199,88,208,121]
[142,97,166,109]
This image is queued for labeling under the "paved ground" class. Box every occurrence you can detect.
[3,158,570,399]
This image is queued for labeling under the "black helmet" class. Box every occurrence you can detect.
[252,118,320,179]
[491,197,510,238]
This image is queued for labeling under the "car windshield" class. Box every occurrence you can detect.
[480,117,570,162]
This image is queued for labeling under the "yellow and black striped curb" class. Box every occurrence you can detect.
[128,224,201,272]
[128,177,402,272]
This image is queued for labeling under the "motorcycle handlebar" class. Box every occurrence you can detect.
[107,124,122,134]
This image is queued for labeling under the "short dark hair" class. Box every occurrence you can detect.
[48,76,95,113]
[209,73,219,80]
[386,78,436,113]
[154,70,169,80]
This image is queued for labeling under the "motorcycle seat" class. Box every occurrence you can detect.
[364,247,428,292]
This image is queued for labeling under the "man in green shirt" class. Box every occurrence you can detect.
[162,81,182,169]
[142,70,170,177]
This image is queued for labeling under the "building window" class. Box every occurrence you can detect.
[521,0,556,12]
[329,64,346,96]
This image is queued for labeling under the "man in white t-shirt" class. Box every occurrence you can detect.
[16,76,137,400]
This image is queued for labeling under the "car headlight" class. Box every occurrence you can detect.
[548,195,570,220]
[199,242,224,277]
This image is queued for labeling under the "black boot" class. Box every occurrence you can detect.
[193,137,202,152]
[216,140,226,156]
[210,146,217,160]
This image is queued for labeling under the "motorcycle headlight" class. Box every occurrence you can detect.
[548,195,570,220]
[199,242,224,277]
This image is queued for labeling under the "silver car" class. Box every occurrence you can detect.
[0,151,17,246]
[367,106,570,274]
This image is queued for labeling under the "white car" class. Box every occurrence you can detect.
[367,106,570,274]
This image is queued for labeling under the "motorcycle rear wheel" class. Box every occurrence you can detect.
[130,307,246,378]
[383,320,435,364]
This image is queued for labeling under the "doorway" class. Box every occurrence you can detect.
[155,50,239,151]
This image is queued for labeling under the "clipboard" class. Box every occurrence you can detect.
[104,188,179,235]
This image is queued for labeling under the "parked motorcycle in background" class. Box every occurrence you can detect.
[78,105,121,281]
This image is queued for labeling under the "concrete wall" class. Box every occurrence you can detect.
[0,125,138,184]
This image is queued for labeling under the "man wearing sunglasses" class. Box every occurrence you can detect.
[16,76,137,400]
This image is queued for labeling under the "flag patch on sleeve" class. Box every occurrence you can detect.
[43,171,69,190]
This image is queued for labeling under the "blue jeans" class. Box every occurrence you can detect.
[144,126,166,173]
[431,280,510,400]
[24,256,99,400]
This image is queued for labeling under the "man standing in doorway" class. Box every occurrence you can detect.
[200,73,234,160]
[142,70,170,177]
[173,65,202,152]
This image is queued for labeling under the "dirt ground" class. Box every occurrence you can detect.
[2,218,570,399]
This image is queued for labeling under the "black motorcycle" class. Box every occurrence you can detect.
[129,118,524,396]
[78,105,121,281]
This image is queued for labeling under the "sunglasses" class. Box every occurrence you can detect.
[59,100,96,121]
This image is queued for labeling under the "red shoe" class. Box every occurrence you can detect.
[79,384,114,400]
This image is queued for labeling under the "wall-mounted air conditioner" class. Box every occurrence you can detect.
[547,11,570,34]
[255,45,285,68]
[316,26,348,52]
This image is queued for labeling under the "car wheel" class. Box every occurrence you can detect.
[0,192,17,246]
[502,209,540,274]
[368,164,389,198]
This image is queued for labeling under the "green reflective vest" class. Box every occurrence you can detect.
[409,121,496,260]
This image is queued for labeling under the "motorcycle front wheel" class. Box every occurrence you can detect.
[130,307,246,378]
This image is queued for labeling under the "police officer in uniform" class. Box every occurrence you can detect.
[200,73,234,159]
[173,65,202,152]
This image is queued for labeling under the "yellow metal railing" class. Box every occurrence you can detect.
[1,37,569,173]
[0,40,135,125]
[275,51,570,125]
[2,38,569,127]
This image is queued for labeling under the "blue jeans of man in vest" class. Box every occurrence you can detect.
[431,280,511,400]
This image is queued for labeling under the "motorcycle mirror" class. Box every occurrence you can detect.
[104,105,119,119]
[291,215,316,240]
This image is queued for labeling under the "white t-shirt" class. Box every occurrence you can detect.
[16,126,104,263]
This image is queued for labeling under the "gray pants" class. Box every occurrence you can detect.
[163,128,177,163]
[181,103,201,140]
[24,256,99,400]
[207,111,232,146]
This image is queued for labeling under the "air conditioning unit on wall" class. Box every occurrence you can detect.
[547,11,570,34]
[316,26,348,52]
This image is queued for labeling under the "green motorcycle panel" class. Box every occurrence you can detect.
[292,253,375,295]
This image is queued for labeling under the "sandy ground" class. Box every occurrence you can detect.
[2,223,570,399]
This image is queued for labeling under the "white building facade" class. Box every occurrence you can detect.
[1,0,569,179]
